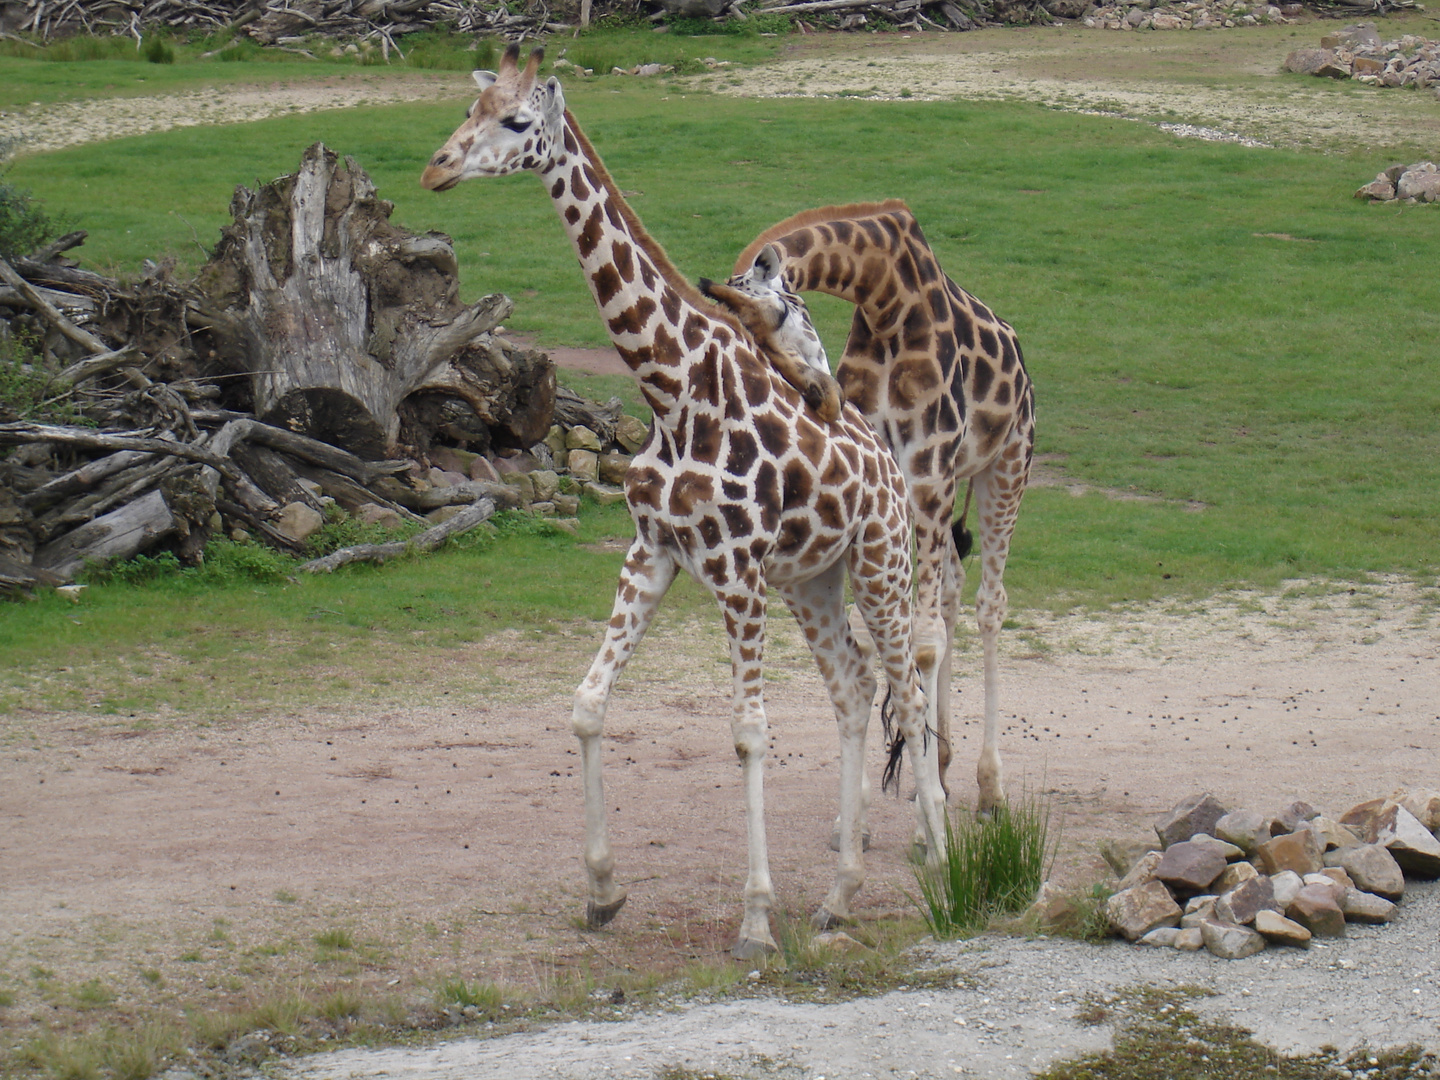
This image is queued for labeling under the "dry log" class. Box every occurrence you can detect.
[198,416,410,484]
[551,385,623,446]
[370,474,522,512]
[298,496,497,573]
[193,143,551,458]
[0,421,243,480]
[0,255,111,354]
[32,487,175,578]
[289,461,423,520]
[20,446,156,511]
[230,442,322,509]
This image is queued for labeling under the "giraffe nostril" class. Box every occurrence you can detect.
[431,151,451,167]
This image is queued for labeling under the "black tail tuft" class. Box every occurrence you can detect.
[952,518,973,562]
[880,687,903,794]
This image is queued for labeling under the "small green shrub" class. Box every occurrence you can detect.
[141,34,175,64]
[314,927,354,951]
[435,977,506,1012]
[914,794,1056,938]
[398,31,497,71]
[79,550,183,586]
[0,138,62,260]
[190,538,293,585]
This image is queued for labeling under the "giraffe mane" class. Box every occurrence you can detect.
[732,199,912,275]
[563,111,747,340]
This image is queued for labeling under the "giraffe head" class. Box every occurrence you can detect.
[699,244,843,423]
[421,44,564,190]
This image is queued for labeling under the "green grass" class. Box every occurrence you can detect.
[6,81,1436,604]
[915,795,1056,938]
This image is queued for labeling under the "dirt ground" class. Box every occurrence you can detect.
[2,571,1438,1051]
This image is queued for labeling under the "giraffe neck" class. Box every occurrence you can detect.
[538,112,740,421]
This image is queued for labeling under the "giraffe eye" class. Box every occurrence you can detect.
[500,115,531,133]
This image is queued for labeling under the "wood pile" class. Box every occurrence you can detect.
[0,142,602,593]
[0,0,582,46]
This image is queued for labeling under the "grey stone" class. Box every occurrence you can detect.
[1309,816,1362,851]
[582,482,627,507]
[567,449,599,483]
[1215,875,1280,925]
[1397,169,1440,203]
[614,414,650,454]
[469,456,500,483]
[1287,884,1346,937]
[1254,909,1312,946]
[1254,828,1324,876]
[501,471,536,502]
[1116,850,1164,892]
[275,501,323,542]
[1269,870,1304,907]
[1393,787,1440,833]
[1106,880,1183,941]
[553,494,581,515]
[1341,888,1397,924]
[1155,840,1228,892]
[530,469,561,502]
[542,424,568,459]
[1329,843,1405,900]
[1215,810,1271,853]
[1199,918,1267,959]
[598,451,632,486]
[1214,862,1259,893]
[565,425,603,452]
[1154,793,1228,849]
[1284,47,1341,75]
[1174,927,1205,951]
[1100,837,1160,878]
[1189,834,1244,861]
[354,503,403,528]
[1139,927,1181,947]
[1342,800,1440,877]
[1269,800,1320,836]
[1301,873,1346,905]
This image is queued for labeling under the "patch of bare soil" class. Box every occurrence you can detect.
[0,74,458,155]
[2,577,1437,1071]
[692,24,1440,153]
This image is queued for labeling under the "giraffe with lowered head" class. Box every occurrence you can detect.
[730,201,1036,817]
[421,46,946,959]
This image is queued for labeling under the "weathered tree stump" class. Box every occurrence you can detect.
[192,142,555,458]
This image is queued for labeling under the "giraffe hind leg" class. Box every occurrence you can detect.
[972,439,1029,815]
[775,564,873,928]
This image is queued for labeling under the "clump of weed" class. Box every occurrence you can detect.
[314,927,354,951]
[914,793,1056,938]
[435,976,507,1013]
[1039,986,1433,1080]
[141,33,175,63]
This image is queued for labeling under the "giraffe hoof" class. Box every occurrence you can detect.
[810,905,851,931]
[827,827,873,853]
[585,891,628,929]
[730,935,778,962]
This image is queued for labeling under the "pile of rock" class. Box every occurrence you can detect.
[1080,0,1298,32]
[1355,161,1440,203]
[1098,789,1440,959]
[1284,24,1440,91]
[446,387,647,533]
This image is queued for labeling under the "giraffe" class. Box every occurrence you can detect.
[702,243,842,423]
[731,201,1036,817]
[420,46,947,959]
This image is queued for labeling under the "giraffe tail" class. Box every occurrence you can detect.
[879,673,938,795]
[952,480,975,561]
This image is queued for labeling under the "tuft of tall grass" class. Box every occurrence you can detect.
[914,795,1055,939]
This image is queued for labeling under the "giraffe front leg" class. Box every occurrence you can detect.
[573,540,676,929]
[720,590,777,961]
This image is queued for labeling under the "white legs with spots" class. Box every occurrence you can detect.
[573,539,677,930]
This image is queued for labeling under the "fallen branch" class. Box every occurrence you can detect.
[298,497,497,573]
[0,255,111,355]
[0,421,242,481]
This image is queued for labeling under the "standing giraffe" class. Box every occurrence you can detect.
[421,46,946,959]
[732,202,1036,815]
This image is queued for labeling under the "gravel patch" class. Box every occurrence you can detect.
[277,881,1440,1079]
[0,77,456,155]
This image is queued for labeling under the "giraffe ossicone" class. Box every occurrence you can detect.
[422,45,946,959]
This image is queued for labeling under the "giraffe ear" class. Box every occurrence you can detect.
[472,69,499,91]
[754,243,783,283]
[542,76,566,121]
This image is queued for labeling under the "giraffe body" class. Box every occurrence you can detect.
[422,49,945,957]
[733,202,1035,817]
